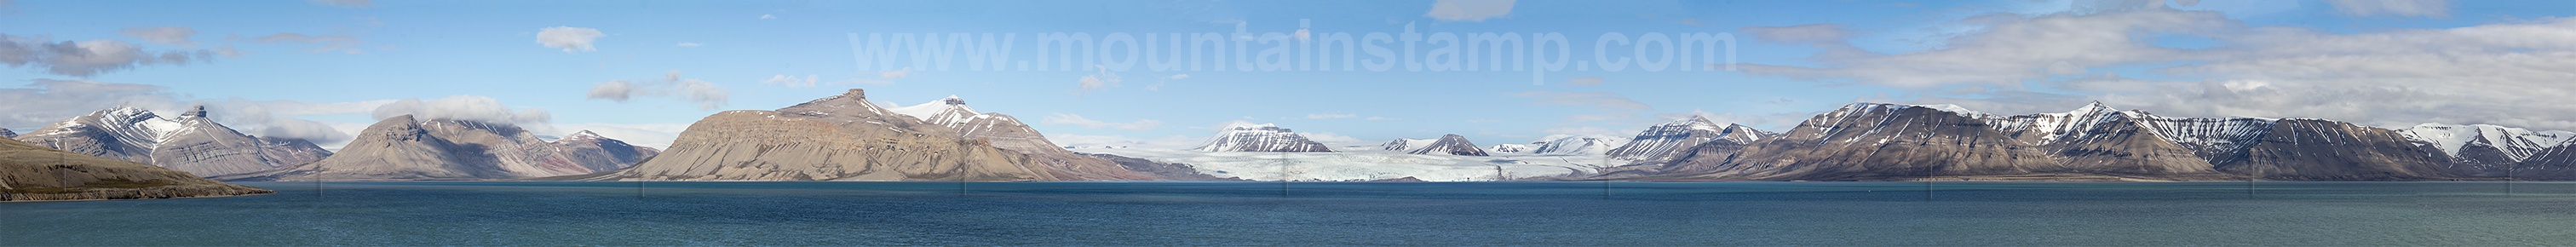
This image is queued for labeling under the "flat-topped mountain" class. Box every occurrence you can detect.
[1,136,273,201]
[555,89,1105,181]
[14,106,332,177]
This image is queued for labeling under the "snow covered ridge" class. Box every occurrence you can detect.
[2398,124,2576,163]
[1604,116,1768,163]
[1851,102,2576,162]
[1193,122,1335,152]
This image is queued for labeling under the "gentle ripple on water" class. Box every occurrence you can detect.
[4,181,2576,246]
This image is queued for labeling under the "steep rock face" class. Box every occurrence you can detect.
[0,128,15,138]
[1406,134,1489,156]
[2219,119,2458,181]
[886,95,1164,181]
[1657,104,2069,181]
[1193,122,1335,152]
[14,106,331,177]
[556,89,1061,181]
[2395,124,2576,176]
[1605,117,1768,163]
[0,137,273,201]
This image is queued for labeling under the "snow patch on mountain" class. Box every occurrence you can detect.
[2399,124,2576,162]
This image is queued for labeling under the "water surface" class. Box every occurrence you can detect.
[4,181,2573,246]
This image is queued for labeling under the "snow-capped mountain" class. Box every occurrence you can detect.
[14,106,333,177]
[0,127,15,138]
[1525,135,1630,156]
[2397,124,2576,175]
[1377,138,1435,152]
[1604,116,1768,163]
[1405,134,1488,156]
[1193,122,1335,152]
[1631,102,2457,181]
[1486,144,1529,153]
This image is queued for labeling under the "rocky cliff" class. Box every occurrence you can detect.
[0,137,272,201]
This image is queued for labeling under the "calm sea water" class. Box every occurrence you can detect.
[5,181,2575,246]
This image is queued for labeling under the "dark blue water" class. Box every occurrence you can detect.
[6,181,2576,246]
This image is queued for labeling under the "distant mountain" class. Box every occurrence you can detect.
[215,116,657,181]
[1603,116,1768,164]
[1614,102,2460,181]
[889,95,1170,181]
[14,106,332,177]
[2,134,273,201]
[1193,122,1336,152]
[0,127,15,138]
[1405,134,1488,156]
[1486,144,1529,153]
[1523,135,1629,156]
[553,89,1158,181]
[2395,124,2576,176]
[1377,138,1436,152]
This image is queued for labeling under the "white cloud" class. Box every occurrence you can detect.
[0,35,219,77]
[1306,113,1357,119]
[1166,74,1189,79]
[761,74,817,88]
[253,32,366,54]
[1298,132,1375,147]
[1076,65,1120,95]
[536,26,605,53]
[1366,117,1396,121]
[585,71,731,110]
[118,26,197,47]
[880,67,912,79]
[1565,77,1604,86]
[1766,9,2576,130]
[371,95,555,133]
[1541,126,1633,136]
[1045,134,1201,149]
[552,123,691,149]
[1042,113,1162,130]
[676,43,701,47]
[1738,23,1853,45]
[759,14,776,20]
[1427,0,1515,22]
[2321,0,2449,18]
[1466,119,1502,123]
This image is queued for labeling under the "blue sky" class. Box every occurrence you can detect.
[3,0,2572,150]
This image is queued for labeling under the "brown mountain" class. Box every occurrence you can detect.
[554,89,1071,181]
[214,115,658,181]
[1,136,272,201]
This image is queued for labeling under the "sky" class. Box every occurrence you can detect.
[3,0,2573,151]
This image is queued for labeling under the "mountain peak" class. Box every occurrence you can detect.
[566,129,604,140]
[179,106,209,118]
[942,95,965,105]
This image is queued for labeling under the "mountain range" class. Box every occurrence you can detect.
[13,106,332,177]
[551,89,1209,181]
[214,115,661,181]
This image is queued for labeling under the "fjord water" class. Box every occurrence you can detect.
[6,182,2576,245]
